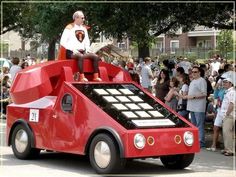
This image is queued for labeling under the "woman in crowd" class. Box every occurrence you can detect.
[21,61,29,69]
[155,69,170,102]
[175,73,190,120]
[206,79,225,152]
[164,77,179,111]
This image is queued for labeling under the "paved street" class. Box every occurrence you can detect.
[0,119,235,177]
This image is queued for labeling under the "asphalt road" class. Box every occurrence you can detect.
[0,119,235,177]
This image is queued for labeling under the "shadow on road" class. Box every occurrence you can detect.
[2,149,234,176]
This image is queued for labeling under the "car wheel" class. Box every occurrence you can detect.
[11,124,40,159]
[89,133,125,174]
[160,153,194,169]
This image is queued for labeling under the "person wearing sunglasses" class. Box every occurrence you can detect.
[183,66,207,148]
[60,10,101,82]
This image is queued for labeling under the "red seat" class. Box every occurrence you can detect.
[57,46,67,60]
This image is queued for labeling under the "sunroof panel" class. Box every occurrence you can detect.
[125,103,141,110]
[148,111,164,117]
[119,89,134,95]
[138,103,153,110]
[112,104,128,110]
[106,89,122,95]
[128,96,143,102]
[93,89,109,95]
[135,111,151,118]
[121,111,138,118]
[116,96,131,102]
[103,96,119,103]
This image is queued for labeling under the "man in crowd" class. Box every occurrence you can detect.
[140,57,153,93]
[184,66,207,148]
[220,78,235,156]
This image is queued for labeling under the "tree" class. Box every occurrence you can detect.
[216,30,234,60]
[1,2,234,59]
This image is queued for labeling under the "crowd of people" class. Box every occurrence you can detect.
[0,55,36,119]
[112,54,235,156]
[0,53,235,156]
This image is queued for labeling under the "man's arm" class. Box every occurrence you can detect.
[60,28,70,48]
[84,28,90,53]
[226,102,234,116]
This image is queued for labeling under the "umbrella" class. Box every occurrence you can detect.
[0,58,12,68]
[221,71,236,85]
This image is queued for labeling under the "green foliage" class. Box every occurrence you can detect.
[207,49,220,58]
[216,30,234,59]
[1,2,234,59]
[0,43,9,53]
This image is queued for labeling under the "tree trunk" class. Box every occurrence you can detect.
[138,44,150,59]
[47,38,56,61]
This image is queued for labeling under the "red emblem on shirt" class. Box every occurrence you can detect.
[75,30,85,42]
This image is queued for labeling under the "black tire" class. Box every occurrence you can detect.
[89,133,125,174]
[11,124,40,159]
[160,153,194,169]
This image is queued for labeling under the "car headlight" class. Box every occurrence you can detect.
[134,133,146,149]
[183,131,194,146]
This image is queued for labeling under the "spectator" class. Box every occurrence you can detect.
[0,66,11,80]
[178,57,192,74]
[2,75,11,88]
[184,66,207,148]
[155,69,170,102]
[210,57,221,76]
[176,67,185,78]
[221,78,235,156]
[0,85,10,118]
[164,77,179,111]
[206,78,226,152]
[140,57,153,93]
[21,61,29,69]
[175,73,190,120]
[205,96,216,123]
[9,57,22,81]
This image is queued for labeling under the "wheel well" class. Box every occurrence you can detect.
[8,119,35,148]
[85,128,124,158]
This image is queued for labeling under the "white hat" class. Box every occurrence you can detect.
[223,78,234,85]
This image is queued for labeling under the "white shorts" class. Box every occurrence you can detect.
[214,113,223,127]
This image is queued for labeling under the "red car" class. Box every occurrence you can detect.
[7,57,199,174]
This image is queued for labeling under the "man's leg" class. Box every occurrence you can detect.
[190,112,197,126]
[222,115,234,154]
[66,50,87,81]
[83,53,101,81]
[194,112,206,148]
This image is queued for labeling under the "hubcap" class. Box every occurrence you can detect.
[15,129,28,153]
[94,141,111,168]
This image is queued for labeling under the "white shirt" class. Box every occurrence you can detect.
[220,87,235,118]
[187,77,207,112]
[60,23,90,52]
[178,61,192,74]
[210,61,221,75]
[141,64,153,88]
[9,65,22,81]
